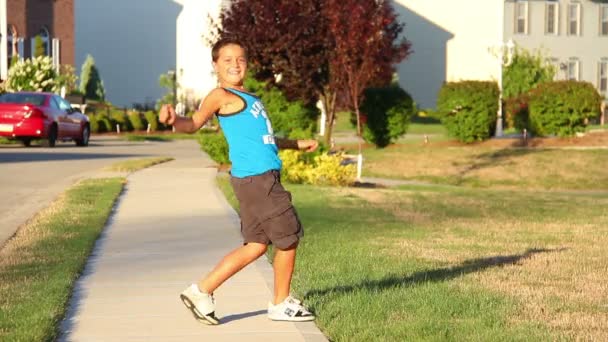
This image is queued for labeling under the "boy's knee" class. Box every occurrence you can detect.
[245,242,267,257]
[276,241,298,251]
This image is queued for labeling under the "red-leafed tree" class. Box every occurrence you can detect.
[216,0,410,145]
[327,0,411,141]
[216,0,331,104]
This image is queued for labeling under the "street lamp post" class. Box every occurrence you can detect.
[490,39,515,138]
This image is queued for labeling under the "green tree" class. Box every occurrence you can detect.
[33,36,45,57]
[157,71,178,108]
[79,54,105,101]
[503,48,555,99]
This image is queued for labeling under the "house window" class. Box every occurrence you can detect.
[568,2,581,36]
[599,60,608,96]
[546,1,559,35]
[30,27,51,57]
[600,5,608,36]
[515,1,529,34]
[567,59,580,80]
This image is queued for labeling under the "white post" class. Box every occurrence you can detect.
[147,123,151,134]
[116,124,120,134]
[356,154,363,181]
[0,0,8,81]
[317,100,326,136]
[60,86,66,98]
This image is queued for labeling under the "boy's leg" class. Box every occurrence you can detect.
[198,242,267,294]
[272,242,297,305]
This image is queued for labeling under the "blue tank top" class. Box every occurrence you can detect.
[216,88,282,178]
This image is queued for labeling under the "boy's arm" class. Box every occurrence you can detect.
[276,138,318,152]
[159,89,224,133]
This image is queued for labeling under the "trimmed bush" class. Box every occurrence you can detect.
[143,111,160,132]
[244,76,318,138]
[127,111,147,131]
[280,150,355,186]
[527,81,602,137]
[88,114,100,133]
[109,109,133,132]
[199,131,229,164]
[437,81,499,143]
[360,85,415,147]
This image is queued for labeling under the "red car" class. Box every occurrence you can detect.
[0,91,90,147]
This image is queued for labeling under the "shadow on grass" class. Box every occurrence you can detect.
[304,248,564,299]
[453,142,551,184]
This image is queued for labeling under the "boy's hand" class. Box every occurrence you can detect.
[159,104,176,125]
[298,139,319,152]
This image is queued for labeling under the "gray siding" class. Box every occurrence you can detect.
[504,0,608,98]
[75,0,182,107]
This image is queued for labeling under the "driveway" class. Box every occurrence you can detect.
[0,136,212,248]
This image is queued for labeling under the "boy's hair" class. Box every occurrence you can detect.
[212,37,247,62]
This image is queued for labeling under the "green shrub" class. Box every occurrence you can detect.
[127,111,147,131]
[143,111,160,132]
[109,109,133,132]
[199,131,229,164]
[437,81,499,143]
[98,115,112,133]
[527,81,602,137]
[360,85,415,147]
[503,47,555,99]
[244,76,317,138]
[88,114,100,133]
[279,150,355,186]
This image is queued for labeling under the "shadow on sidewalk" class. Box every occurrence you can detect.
[221,309,267,324]
[304,247,565,299]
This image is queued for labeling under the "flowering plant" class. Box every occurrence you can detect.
[6,56,59,92]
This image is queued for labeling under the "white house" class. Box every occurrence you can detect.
[393,0,505,109]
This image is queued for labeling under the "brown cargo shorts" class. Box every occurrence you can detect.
[229,170,303,250]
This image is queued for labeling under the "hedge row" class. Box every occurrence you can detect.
[87,110,169,134]
[438,80,603,141]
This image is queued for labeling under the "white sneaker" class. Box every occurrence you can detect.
[268,296,315,322]
[180,284,220,325]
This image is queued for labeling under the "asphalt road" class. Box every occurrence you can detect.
[0,136,212,248]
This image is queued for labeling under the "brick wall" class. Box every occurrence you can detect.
[6,0,74,66]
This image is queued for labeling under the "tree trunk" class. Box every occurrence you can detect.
[321,90,337,147]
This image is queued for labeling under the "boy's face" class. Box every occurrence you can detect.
[213,44,247,86]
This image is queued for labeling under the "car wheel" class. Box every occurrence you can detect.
[44,124,57,147]
[75,125,90,147]
[21,138,32,147]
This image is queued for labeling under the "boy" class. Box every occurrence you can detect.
[159,37,318,325]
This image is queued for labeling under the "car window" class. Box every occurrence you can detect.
[0,93,46,106]
[50,97,60,110]
[54,96,72,111]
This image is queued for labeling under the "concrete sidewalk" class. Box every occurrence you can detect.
[59,142,327,342]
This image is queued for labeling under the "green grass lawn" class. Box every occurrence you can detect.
[216,178,608,341]
[0,178,124,341]
[0,137,18,145]
[352,143,608,191]
[103,156,174,172]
